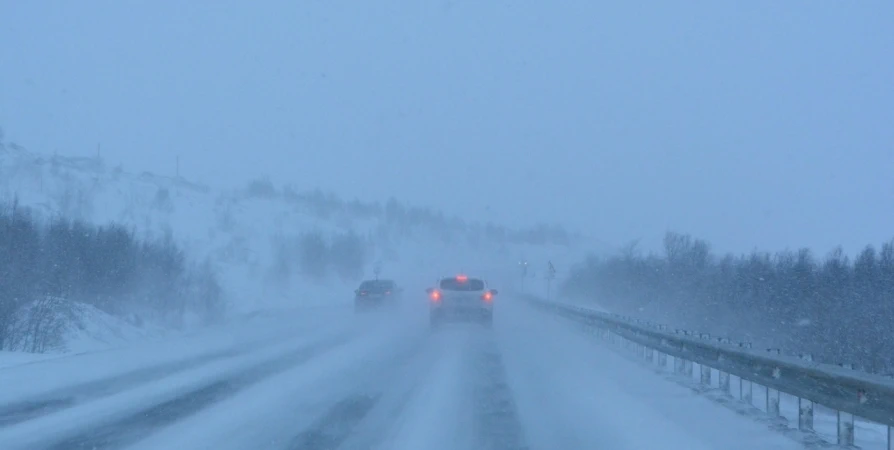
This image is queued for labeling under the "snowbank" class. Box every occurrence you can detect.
[3,298,168,356]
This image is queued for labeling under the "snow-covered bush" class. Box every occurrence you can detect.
[0,201,224,351]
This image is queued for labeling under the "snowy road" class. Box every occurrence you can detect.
[0,299,806,450]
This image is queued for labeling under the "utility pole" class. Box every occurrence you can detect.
[546,260,556,300]
[519,259,528,292]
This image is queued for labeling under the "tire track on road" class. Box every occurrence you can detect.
[468,339,530,450]
[30,332,357,450]
[288,393,381,450]
[280,333,435,450]
[0,320,334,428]
[0,313,374,429]
[0,347,245,427]
[286,328,530,450]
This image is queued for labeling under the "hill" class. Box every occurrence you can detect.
[0,142,605,316]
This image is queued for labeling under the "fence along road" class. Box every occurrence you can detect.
[525,295,894,449]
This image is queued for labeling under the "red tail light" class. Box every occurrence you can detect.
[482,291,493,302]
[359,291,368,296]
[430,290,441,302]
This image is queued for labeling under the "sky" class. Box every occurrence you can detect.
[1,0,892,255]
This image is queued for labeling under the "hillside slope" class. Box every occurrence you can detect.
[0,145,605,314]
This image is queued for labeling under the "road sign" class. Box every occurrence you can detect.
[373,260,383,279]
[546,261,557,300]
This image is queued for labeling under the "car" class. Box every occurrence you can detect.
[354,279,402,312]
[427,274,498,327]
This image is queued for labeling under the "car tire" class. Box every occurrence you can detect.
[430,312,441,328]
[481,311,493,328]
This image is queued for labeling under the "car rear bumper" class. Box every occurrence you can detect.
[431,304,491,315]
[355,296,392,307]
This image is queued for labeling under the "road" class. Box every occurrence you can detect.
[0,297,806,450]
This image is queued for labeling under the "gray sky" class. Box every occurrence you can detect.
[1,1,892,255]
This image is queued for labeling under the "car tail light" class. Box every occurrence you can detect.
[385,290,391,295]
[430,290,441,302]
[482,291,493,302]
[359,291,368,296]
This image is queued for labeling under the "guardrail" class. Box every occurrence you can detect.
[526,296,894,448]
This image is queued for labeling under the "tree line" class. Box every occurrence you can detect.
[270,231,369,284]
[0,200,223,352]
[242,178,575,247]
[561,232,894,374]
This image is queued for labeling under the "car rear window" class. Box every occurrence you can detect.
[439,278,485,291]
[359,280,394,292]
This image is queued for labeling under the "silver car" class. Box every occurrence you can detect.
[426,275,498,327]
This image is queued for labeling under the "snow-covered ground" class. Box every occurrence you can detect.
[0,145,599,353]
[545,297,893,450]
[0,295,809,450]
[0,146,595,307]
[0,351,63,369]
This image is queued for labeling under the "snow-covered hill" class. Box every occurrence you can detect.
[0,144,607,316]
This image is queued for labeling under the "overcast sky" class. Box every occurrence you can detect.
[1,1,891,255]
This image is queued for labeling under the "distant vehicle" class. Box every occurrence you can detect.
[354,279,402,312]
[427,274,497,327]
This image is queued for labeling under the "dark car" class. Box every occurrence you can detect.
[354,279,402,312]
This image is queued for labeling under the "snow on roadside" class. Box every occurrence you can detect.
[0,351,64,369]
[2,298,169,358]
[61,302,169,354]
[496,300,804,450]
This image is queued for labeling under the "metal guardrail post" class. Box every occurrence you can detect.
[767,388,780,417]
[719,371,730,394]
[700,365,711,386]
[838,411,855,446]
[798,397,814,431]
[531,297,894,446]
[740,378,753,404]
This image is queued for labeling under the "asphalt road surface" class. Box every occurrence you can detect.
[0,298,805,450]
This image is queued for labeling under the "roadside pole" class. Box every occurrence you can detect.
[519,259,529,292]
[373,260,382,280]
[546,261,556,300]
